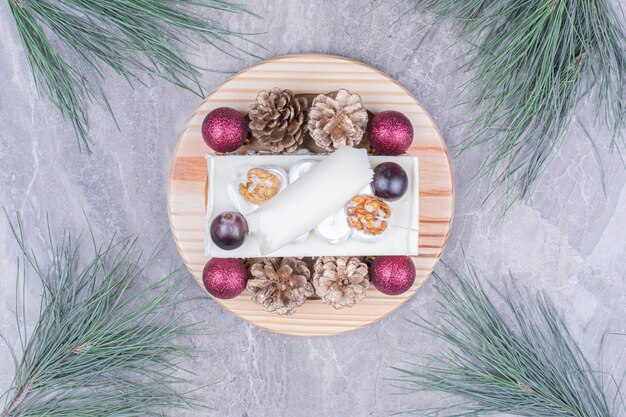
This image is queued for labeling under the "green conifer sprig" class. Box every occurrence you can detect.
[1,217,203,416]
[412,0,626,208]
[7,0,261,152]
[391,262,624,416]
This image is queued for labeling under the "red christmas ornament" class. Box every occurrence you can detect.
[370,256,416,295]
[368,110,413,155]
[202,258,247,299]
[201,107,247,153]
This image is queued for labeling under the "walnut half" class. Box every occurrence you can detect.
[345,195,391,236]
[239,168,282,205]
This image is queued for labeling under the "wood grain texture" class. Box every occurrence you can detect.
[167,54,454,336]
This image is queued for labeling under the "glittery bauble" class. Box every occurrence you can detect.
[368,111,414,155]
[370,256,416,295]
[202,258,247,299]
[201,107,247,153]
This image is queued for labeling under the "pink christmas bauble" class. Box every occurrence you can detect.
[201,107,247,153]
[368,111,414,155]
[370,256,416,295]
[202,258,247,299]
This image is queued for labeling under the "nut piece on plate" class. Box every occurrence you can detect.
[346,194,391,236]
[239,167,283,205]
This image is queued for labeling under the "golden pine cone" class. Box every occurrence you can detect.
[247,257,314,315]
[313,257,370,309]
[307,89,368,151]
[248,88,308,153]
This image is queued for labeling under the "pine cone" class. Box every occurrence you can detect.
[313,257,370,309]
[247,257,314,315]
[307,89,368,151]
[248,88,308,153]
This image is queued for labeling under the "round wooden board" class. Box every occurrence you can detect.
[168,54,454,336]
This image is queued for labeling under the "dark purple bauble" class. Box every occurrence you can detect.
[370,256,416,295]
[201,107,247,153]
[210,211,248,250]
[372,162,408,201]
[368,111,414,155]
[202,258,247,299]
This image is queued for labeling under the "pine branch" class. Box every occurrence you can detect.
[391,262,624,417]
[411,0,626,209]
[1,382,32,417]
[0,216,203,416]
[7,0,262,152]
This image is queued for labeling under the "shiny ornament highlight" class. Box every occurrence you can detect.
[201,107,247,153]
[368,111,413,155]
[370,256,415,295]
[202,258,247,299]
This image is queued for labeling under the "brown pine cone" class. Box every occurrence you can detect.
[248,88,308,153]
[313,257,370,309]
[247,257,314,315]
[307,89,368,152]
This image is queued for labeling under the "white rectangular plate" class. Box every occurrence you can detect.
[205,154,419,257]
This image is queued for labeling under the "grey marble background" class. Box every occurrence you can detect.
[1,1,625,416]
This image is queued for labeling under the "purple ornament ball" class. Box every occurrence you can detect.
[201,107,247,153]
[370,256,416,295]
[368,110,414,155]
[202,258,247,299]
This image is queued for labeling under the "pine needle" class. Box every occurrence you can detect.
[390,262,624,416]
[7,0,262,152]
[1,216,203,416]
[411,0,626,209]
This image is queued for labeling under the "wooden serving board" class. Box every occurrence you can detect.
[167,54,454,336]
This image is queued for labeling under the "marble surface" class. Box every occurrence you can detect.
[1,1,624,416]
